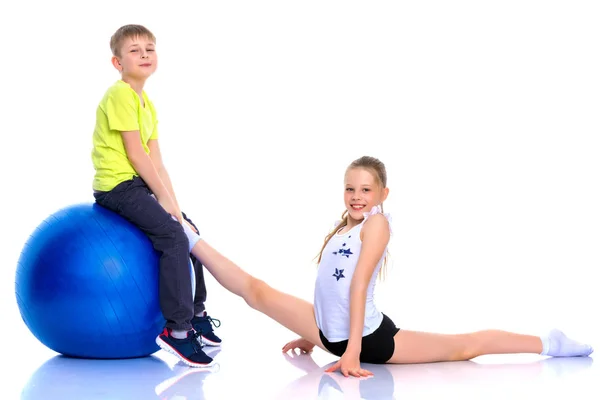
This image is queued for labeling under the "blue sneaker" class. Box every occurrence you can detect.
[156,328,215,368]
[191,312,222,347]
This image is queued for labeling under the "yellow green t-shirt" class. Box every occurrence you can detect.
[91,80,159,192]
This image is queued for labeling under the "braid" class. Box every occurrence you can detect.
[316,211,348,264]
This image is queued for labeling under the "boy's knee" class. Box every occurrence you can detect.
[174,225,190,249]
[160,218,190,249]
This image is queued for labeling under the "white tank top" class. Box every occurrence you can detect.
[313,205,391,342]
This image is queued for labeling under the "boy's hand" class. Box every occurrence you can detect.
[184,219,199,234]
[157,195,182,223]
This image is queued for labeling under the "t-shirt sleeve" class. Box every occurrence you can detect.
[149,123,159,140]
[149,100,159,140]
[105,88,139,132]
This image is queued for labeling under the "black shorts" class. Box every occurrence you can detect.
[319,313,400,364]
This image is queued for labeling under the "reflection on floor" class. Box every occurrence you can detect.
[7,303,597,400]
[16,341,596,400]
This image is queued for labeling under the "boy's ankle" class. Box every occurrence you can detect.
[170,329,190,339]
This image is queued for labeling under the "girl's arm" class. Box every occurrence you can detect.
[347,213,390,354]
[326,213,390,376]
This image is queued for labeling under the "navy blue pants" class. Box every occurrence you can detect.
[94,176,206,331]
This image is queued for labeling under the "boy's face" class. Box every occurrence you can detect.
[112,35,157,80]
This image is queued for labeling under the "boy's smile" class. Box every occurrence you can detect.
[113,36,158,82]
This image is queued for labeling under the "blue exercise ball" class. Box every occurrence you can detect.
[15,203,193,359]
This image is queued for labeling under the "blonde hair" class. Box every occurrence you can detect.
[110,24,156,57]
[316,156,390,280]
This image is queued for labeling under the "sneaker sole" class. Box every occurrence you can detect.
[201,336,222,347]
[156,336,216,368]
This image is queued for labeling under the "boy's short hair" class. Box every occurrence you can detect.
[110,24,156,57]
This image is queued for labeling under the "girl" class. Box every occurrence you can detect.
[171,156,593,375]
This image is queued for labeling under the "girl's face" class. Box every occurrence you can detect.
[343,167,388,222]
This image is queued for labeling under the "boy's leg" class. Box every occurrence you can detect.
[181,212,222,346]
[192,260,208,313]
[95,178,194,331]
[181,212,207,314]
[95,178,214,367]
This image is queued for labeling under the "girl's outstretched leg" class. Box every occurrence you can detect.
[183,224,326,351]
[387,329,593,364]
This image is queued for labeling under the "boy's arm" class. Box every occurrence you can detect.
[147,138,197,233]
[122,131,182,222]
[147,139,180,209]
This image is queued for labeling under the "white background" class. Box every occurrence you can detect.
[1,0,598,398]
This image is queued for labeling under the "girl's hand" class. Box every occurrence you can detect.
[325,351,373,378]
[282,338,315,354]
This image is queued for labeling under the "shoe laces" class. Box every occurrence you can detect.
[197,316,221,333]
[188,330,206,351]
[206,316,221,329]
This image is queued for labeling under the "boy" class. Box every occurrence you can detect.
[91,24,221,367]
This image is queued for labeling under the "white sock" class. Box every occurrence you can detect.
[540,329,594,357]
[171,329,190,339]
[181,219,202,252]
